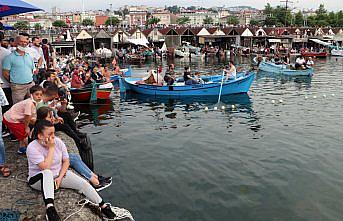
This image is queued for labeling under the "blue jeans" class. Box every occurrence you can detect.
[69,153,92,180]
[0,114,5,166]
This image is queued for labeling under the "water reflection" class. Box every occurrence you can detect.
[121,92,262,133]
[75,99,113,126]
[257,70,312,89]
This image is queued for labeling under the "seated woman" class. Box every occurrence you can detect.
[163,64,175,86]
[90,67,104,83]
[71,70,84,89]
[33,107,112,191]
[27,120,115,220]
[184,66,198,85]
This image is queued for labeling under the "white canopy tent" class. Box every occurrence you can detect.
[309,39,332,46]
[127,38,149,47]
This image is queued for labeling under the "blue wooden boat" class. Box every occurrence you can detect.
[110,67,132,82]
[259,61,313,76]
[119,72,255,96]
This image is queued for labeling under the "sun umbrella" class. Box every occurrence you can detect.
[0,0,42,17]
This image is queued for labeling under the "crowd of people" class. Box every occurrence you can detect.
[0,31,117,221]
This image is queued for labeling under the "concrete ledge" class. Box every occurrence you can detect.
[0,132,101,221]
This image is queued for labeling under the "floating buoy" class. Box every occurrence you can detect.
[204,107,209,111]
[279,99,283,103]
[221,106,226,110]
[313,95,317,99]
[332,93,335,97]
[271,100,275,104]
[305,96,308,99]
[323,94,326,98]
[214,107,218,111]
[231,104,235,109]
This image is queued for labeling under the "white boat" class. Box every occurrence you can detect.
[331,49,343,57]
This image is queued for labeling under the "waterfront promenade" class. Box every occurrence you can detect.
[0,132,101,221]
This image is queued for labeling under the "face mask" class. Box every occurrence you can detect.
[56,102,62,109]
[17,46,26,51]
[31,95,37,104]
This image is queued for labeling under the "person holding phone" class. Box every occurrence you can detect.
[26,120,115,221]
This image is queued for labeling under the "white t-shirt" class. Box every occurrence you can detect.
[306,60,314,66]
[296,57,306,65]
[31,46,46,68]
[0,47,12,88]
[26,47,42,67]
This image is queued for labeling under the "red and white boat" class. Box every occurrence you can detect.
[70,83,113,102]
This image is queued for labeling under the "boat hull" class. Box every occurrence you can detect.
[70,87,112,102]
[259,62,313,76]
[121,73,255,96]
[301,52,327,58]
[331,49,343,57]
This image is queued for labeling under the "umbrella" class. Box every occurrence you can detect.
[0,0,42,17]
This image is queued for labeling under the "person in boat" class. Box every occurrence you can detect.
[71,70,84,89]
[26,120,116,221]
[274,54,282,65]
[184,66,198,85]
[90,67,104,83]
[101,66,112,83]
[306,57,314,68]
[163,64,175,86]
[194,72,204,84]
[223,61,237,81]
[295,55,306,70]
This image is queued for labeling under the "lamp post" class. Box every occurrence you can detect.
[109,3,113,26]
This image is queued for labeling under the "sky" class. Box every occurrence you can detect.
[25,0,342,12]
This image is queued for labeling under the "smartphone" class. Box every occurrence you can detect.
[54,180,58,190]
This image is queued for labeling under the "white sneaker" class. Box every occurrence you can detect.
[67,104,74,110]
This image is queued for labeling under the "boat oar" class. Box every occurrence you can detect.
[217,70,225,104]
[90,81,97,104]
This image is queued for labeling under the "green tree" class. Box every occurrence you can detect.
[13,20,30,30]
[306,15,317,27]
[82,18,94,26]
[146,17,161,25]
[249,19,260,26]
[203,16,213,24]
[294,11,304,26]
[177,17,190,25]
[264,3,273,17]
[52,20,67,28]
[226,16,239,25]
[264,16,278,26]
[34,23,42,30]
[166,5,180,14]
[105,17,120,26]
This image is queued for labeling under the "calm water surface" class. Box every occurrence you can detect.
[76,56,343,221]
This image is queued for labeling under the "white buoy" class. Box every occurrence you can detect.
[279,99,283,103]
[313,95,317,99]
[204,107,209,111]
[332,93,335,97]
[214,106,218,111]
[305,96,308,99]
[271,100,275,104]
[231,104,235,109]
[221,106,226,110]
[323,94,326,98]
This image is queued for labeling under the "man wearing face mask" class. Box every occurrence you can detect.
[2,35,35,104]
[26,37,44,83]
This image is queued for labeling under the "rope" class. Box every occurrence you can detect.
[62,199,135,221]
[62,199,90,221]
